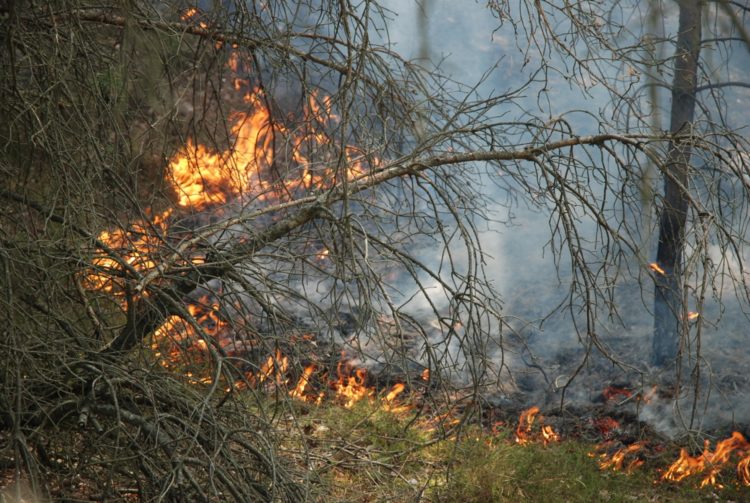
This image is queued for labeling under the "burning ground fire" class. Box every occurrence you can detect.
[660,432,750,488]
[81,43,750,494]
[592,440,646,474]
[590,386,750,488]
[514,406,560,446]
[81,49,404,410]
[592,432,750,488]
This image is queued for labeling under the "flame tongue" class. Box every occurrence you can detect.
[290,365,316,400]
[332,361,374,408]
[739,454,750,485]
[515,406,559,446]
[662,432,750,488]
[595,441,646,473]
[167,91,276,210]
[515,406,539,445]
[649,262,666,275]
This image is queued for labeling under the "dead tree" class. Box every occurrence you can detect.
[653,0,702,367]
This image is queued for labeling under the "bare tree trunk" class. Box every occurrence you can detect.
[652,0,702,366]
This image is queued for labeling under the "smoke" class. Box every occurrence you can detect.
[378,0,750,436]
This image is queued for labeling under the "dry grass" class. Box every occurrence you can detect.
[259,396,750,502]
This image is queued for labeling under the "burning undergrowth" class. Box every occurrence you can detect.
[478,269,750,491]
[74,34,749,499]
[81,45,486,423]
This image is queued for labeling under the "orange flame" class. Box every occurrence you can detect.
[596,441,646,473]
[515,406,539,445]
[84,50,386,409]
[290,364,316,400]
[662,432,750,488]
[541,425,560,444]
[384,382,405,403]
[88,77,374,298]
[84,209,173,298]
[515,406,559,446]
[255,349,289,385]
[382,383,413,413]
[649,262,666,275]
[167,92,276,209]
[332,361,374,408]
[738,454,750,486]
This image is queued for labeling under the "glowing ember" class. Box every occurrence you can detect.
[421,368,430,381]
[180,7,199,20]
[661,432,750,488]
[649,262,666,275]
[687,311,699,321]
[602,386,632,402]
[593,417,621,436]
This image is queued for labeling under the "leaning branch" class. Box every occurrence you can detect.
[104,132,665,354]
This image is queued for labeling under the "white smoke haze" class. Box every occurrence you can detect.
[376,0,750,437]
[170,0,750,436]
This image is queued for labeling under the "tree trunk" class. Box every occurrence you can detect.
[652,0,702,366]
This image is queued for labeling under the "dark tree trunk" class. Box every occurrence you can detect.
[652,0,702,367]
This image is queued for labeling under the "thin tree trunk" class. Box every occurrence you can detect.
[652,0,702,366]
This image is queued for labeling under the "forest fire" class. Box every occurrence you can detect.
[85,74,373,300]
[589,432,750,488]
[77,51,422,414]
[331,361,375,408]
[77,40,748,497]
[83,209,173,298]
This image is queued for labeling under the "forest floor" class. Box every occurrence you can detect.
[267,395,750,502]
